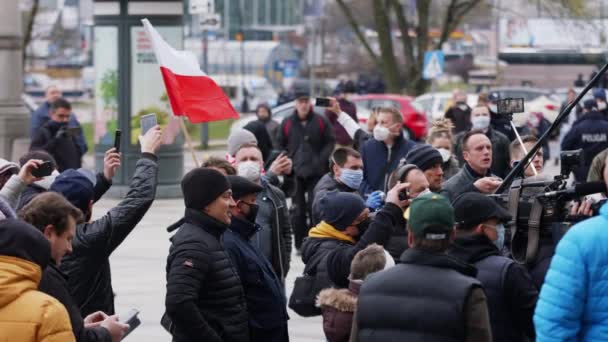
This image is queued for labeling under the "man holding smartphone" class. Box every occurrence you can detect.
[30,98,84,171]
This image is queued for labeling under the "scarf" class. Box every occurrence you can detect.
[308,221,355,244]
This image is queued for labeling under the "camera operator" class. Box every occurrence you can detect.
[561,99,608,182]
[441,130,503,202]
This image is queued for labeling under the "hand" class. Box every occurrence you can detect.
[570,200,593,217]
[139,125,162,155]
[84,311,109,328]
[474,177,503,194]
[103,148,121,181]
[18,159,43,185]
[100,315,130,342]
[328,97,341,114]
[365,191,384,210]
[269,154,291,176]
[386,182,411,209]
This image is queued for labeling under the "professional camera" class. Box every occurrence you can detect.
[491,149,605,264]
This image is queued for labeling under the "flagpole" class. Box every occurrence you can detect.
[179,116,200,168]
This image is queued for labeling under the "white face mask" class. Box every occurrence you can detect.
[471,116,490,130]
[489,104,497,113]
[373,125,390,141]
[437,148,451,163]
[237,161,262,182]
[598,101,607,110]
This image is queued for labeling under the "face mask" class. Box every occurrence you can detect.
[599,101,607,110]
[339,168,363,190]
[489,104,497,113]
[437,148,451,163]
[237,161,261,182]
[240,202,259,223]
[492,223,505,250]
[356,218,371,236]
[471,116,490,130]
[373,125,390,141]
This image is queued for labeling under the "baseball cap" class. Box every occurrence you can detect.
[50,168,97,214]
[488,92,500,102]
[452,192,511,230]
[408,193,454,240]
[594,88,606,101]
[227,175,263,200]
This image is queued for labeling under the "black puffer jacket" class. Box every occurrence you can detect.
[39,263,111,342]
[61,154,158,316]
[278,109,335,179]
[165,209,249,342]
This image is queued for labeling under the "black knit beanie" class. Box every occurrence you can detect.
[406,144,443,171]
[181,168,231,209]
[319,190,367,231]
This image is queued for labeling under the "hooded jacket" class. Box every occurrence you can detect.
[30,120,82,172]
[0,219,75,342]
[534,202,608,341]
[316,280,361,342]
[60,155,158,316]
[449,234,538,342]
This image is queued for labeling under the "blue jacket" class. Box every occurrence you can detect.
[360,133,416,195]
[31,102,88,155]
[223,217,288,336]
[534,202,608,341]
[561,111,608,182]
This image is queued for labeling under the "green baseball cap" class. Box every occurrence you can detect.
[408,193,455,240]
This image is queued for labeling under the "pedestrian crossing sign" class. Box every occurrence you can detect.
[423,50,445,80]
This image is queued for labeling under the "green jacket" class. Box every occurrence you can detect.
[587,148,608,182]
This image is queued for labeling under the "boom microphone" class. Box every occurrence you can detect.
[537,181,607,200]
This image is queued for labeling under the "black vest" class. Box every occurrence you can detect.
[474,255,519,342]
[357,249,481,342]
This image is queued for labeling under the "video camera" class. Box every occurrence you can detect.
[491,149,606,264]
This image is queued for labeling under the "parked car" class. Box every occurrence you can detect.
[488,86,561,123]
[230,100,370,134]
[349,94,427,140]
[412,92,478,122]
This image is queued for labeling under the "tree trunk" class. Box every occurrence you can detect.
[372,0,401,93]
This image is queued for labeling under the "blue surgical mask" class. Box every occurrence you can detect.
[339,168,363,190]
[494,223,505,251]
[472,116,490,130]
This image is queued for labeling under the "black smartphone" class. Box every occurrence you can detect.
[121,309,141,339]
[140,113,157,135]
[114,129,122,152]
[279,150,288,158]
[315,97,332,107]
[398,189,409,202]
[67,127,82,137]
[31,161,53,178]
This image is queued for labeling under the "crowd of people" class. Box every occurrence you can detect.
[2,82,608,342]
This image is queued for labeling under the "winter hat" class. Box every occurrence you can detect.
[0,158,19,176]
[0,218,51,269]
[181,168,231,210]
[227,175,263,200]
[594,88,606,101]
[584,99,598,111]
[319,190,367,231]
[406,144,443,171]
[50,168,97,214]
[227,129,258,157]
[350,243,395,281]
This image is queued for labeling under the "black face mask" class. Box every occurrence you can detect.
[240,202,259,223]
[357,218,372,235]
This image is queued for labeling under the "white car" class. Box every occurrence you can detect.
[412,92,478,121]
[230,100,370,134]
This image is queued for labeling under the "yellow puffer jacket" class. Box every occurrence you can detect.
[0,255,75,342]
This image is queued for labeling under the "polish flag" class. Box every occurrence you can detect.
[142,19,239,123]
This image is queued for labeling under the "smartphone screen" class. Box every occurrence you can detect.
[315,97,331,107]
[140,114,157,135]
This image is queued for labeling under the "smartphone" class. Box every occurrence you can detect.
[398,189,409,201]
[31,161,53,178]
[140,113,157,135]
[120,309,141,339]
[496,98,525,114]
[67,127,82,137]
[315,97,332,107]
[279,150,288,158]
[114,129,122,152]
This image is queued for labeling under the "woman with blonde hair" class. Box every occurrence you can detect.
[427,119,460,180]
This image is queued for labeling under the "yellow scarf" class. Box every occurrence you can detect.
[308,221,356,244]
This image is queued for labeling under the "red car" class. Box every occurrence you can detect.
[350,94,428,140]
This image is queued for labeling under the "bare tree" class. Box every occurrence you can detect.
[336,0,483,95]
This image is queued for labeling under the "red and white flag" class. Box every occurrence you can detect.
[142,19,239,123]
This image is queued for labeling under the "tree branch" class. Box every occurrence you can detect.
[335,0,381,67]
[390,0,416,71]
[437,0,482,49]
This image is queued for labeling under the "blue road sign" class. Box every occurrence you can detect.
[423,50,445,80]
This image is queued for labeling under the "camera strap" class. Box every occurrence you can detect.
[526,198,543,264]
[507,182,521,247]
